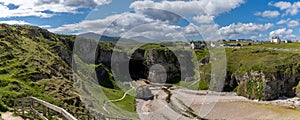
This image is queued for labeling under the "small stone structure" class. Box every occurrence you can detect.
[136,86,154,100]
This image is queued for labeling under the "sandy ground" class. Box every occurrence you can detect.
[201,101,300,120]
[1,112,23,120]
[136,87,300,120]
[133,81,300,119]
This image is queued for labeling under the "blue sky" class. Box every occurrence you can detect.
[0,0,300,41]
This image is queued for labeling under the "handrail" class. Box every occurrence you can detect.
[29,97,77,120]
[14,97,128,120]
[14,97,78,120]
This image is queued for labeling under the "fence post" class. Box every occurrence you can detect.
[31,99,36,119]
[13,100,16,115]
[43,105,47,117]
[21,100,24,116]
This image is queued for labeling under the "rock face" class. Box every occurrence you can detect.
[296,83,300,97]
[225,67,300,100]
[144,49,181,83]
[136,86,154,100]
[91,46,197,87]
[148,64,167,83]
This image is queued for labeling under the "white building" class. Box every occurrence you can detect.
[271,36,281,43]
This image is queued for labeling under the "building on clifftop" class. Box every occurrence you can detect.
[271,36,281,43]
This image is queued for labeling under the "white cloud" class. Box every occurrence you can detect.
[270,1,292,10]
[122,23,185,42]
[219,22,273,37]
[276,19,299,28]
[269,28,296,39]
[270,1,300,16]
[129,0,244,22]
[193,15,214,24]
[287,20,299,27]
[0,20,31,25]
[50,11,223,42]
[49,12,156,35]
[39,25,52,28]
[276,18,290,24]
[254,10,280,18]
[0,0,110,18]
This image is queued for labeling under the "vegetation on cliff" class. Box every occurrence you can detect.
[0,24,85,113]
[1,23,300,118]
[225,44,300,100]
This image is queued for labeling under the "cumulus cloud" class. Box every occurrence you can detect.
[276,18,299,28]
[49,11,222,42]
[269,1,300,16]
[49,12,156,36]
[135,8,182,23]
[0,20,31,25]
[129,0,244,22]
[270,1,292,10]
[254,10,280,18]
[193,15,214,24]
[0,0,110,18]
[276,18,290,24]
[219,22,273,37]
[269,28,296,39]
[122,23,185,42]
[287,20,299,28]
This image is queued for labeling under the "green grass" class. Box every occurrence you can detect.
[139,43,168,50]
[0,24,84,113]
[0,75,59,111]
[176,79,209,90]
[101,87,136,112]
[73,54,137,118]
[248,43,300,51]
[226,47,300,73]
[225,43,300,99]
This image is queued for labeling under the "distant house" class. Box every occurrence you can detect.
[190,41,205,49]
[271,36,281,43]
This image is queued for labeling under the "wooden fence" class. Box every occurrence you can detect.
[14,97,78,120]
[14,97,127,120]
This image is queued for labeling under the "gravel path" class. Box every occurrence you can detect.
[1,112,23,120]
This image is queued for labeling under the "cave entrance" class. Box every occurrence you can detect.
[129,49,148,80]
[129,46,182,84]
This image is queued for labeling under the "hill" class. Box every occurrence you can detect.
[0,24,300,118]
[0,24,137,118]
[0,24,86,113]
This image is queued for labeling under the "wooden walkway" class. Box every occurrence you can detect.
[14,97,78,120]
[13,97,128,120]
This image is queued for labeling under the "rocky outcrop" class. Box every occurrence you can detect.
[91,46,197,87]
[226,67,300,100]
[136,86,154,100]
[144,49,181,83]
[296,83,300,97]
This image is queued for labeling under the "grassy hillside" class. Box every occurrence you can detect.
[226,43,300,99]
[0,24,138,118]
[0,23,299,117]
[0,24,85,114]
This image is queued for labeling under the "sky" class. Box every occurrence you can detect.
[0,0,300,41]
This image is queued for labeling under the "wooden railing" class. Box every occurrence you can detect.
[14,97,77,120]
[14,97,131,120]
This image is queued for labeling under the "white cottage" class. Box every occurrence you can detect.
[271,36,281,43]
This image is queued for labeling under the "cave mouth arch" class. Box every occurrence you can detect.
[129,44,181,84]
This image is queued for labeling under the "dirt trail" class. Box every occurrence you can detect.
[1,112,23,120]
